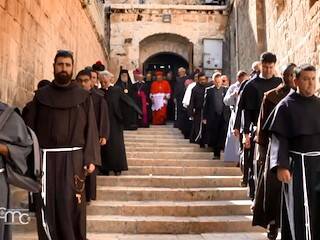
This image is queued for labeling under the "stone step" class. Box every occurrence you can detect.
[126,152,212,160]
[13,232,278,240]
[146,125,175,129]
[124,131,182,136]
[124,134,185,140]
[87,200,252,217]
[125,138,190,144]
[127,159,235,167]
[125,142,199,148]
[86,215,259,234]
[126,147,211,153]
[96,187,248,201]
[123,166,241,176]
[97,176,242,188]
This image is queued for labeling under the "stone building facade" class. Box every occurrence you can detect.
[106,2,228,77]
[265,0,320,79]
[0,0,108,106]
[227,0,320,82]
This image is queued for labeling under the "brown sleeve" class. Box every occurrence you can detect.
[256,96,275,146]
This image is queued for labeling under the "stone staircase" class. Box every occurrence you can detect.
[13,124,271,239]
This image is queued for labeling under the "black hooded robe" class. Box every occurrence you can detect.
[239,75,282,197]
[100,86,141,173]
[252,85,291,229]
[23,81,101,240]
[267,92,320,240]
[85,88,110,202]
[115,70,138,130]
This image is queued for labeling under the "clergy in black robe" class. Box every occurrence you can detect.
[203,72,230,159]
[115,68,138,130]
[145,71,154,124]
[132,68,150,128]
[239,52,282,198]
[173,68,189,130]
[166,71,176,121]
[252,63,296,240]
[76,69,110,202]
[99,71,142,176]
[24,51,101,240]
[267,64,319,240]
[188,73,208,146]
[0,103,37,240]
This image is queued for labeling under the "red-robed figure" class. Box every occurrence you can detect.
[150,70,171,125]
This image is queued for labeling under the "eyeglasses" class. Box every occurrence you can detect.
[56,50,74,56]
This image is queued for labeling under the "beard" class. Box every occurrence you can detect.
[54,71,73,85]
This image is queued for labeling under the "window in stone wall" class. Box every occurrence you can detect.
[310,0,319,8]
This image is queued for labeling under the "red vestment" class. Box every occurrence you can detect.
[150,80,171,125]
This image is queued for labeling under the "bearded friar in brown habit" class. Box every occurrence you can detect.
[23,50,101,240]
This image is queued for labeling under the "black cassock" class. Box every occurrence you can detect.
[85,88,110,201]
[203,86,230,155]
[132,82,150,128]
[267,92,320,240]
[188,83,207,145]
[24,81,101,240]
[173,76,188,130]
[100,86,141,173]
[115,74,138,130]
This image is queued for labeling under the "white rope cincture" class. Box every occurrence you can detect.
[290,150,320,240]
[40,147,83,240]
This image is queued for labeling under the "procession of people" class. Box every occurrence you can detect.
[0,48,319,240]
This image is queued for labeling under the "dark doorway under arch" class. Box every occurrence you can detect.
[143,52,189,75]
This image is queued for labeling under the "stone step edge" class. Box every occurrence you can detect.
[97,186,247,191]
[89,200,252,207]
[97,175,242,179]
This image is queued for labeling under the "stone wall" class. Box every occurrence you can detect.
[0,0,108,107]
[265,0,320,84]
[226,0,267,81]
[228,0,320,84]
[108,4,228,76]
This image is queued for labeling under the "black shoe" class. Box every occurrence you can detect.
[240,180,247,187]
[267,224,278,240]
[114,171,122,176]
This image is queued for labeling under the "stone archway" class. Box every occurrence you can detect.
[139,33,193,72]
